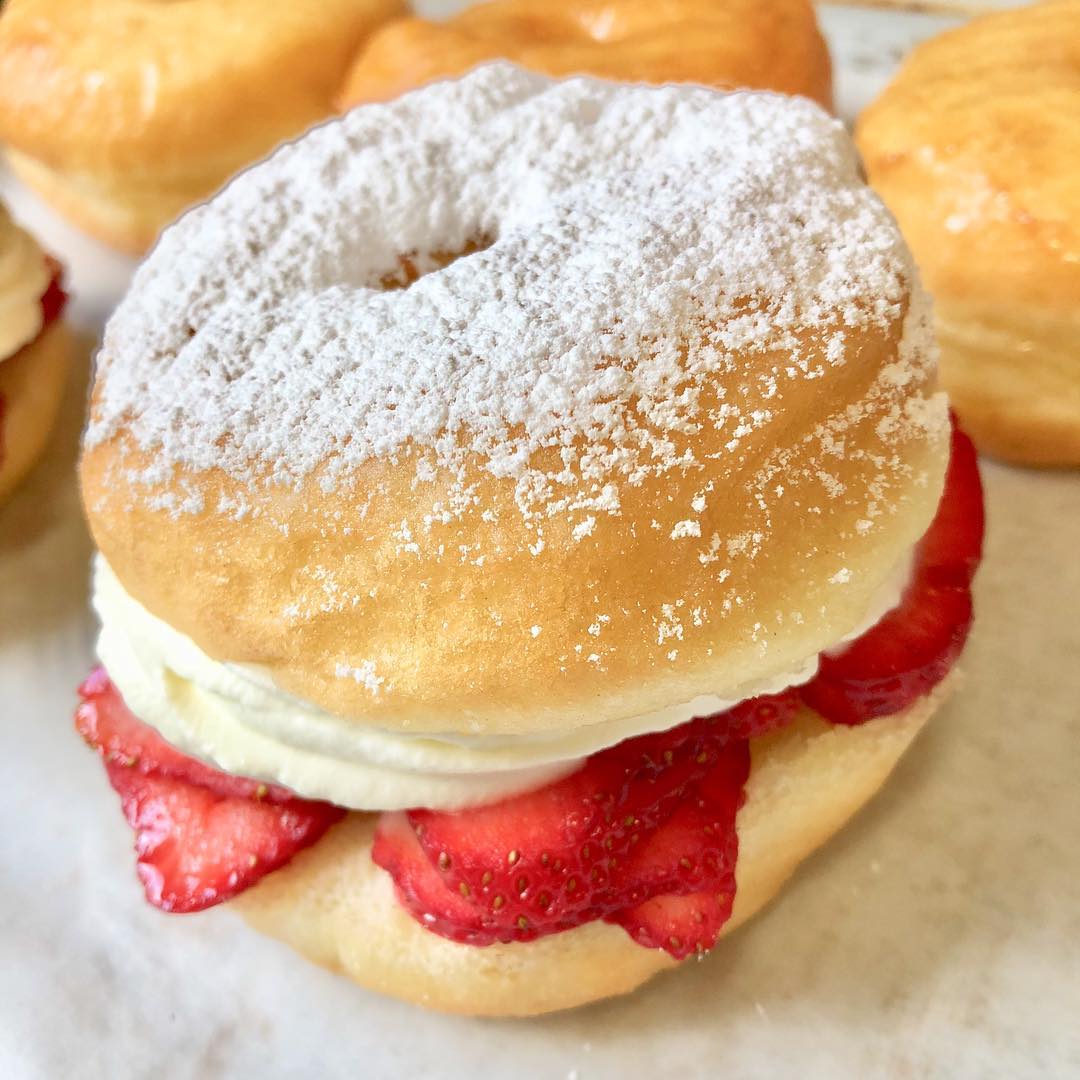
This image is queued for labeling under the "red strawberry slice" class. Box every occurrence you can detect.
[911,418,984,589]
[373,812,517,945]
[802,583,973,726]
[78,669,344,912]
[801,419,984,726]
[77,667,295,803]
[404,694,793,931]
[405,704,755,930]
[104,762,343,913]
[39,257,68,327]
[612,891,736,960]
[716,689,801,742]
[604,744,747,959]
[609,742,748,905]
[374,722,752,953]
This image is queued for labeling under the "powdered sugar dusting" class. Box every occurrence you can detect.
[88,63,926,528]
[334,661,385,697]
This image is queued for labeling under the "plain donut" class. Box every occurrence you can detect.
[0,0,405,253]
[856,0,1080,467]
[338,0,832,112]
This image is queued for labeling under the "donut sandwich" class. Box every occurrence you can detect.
[76,66,984,1016]
[0,202,69,503]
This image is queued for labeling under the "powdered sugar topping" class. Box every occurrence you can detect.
[88,63,923,524]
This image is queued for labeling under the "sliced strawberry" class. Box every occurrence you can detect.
[77,667,295,803]
[716,689,801,742]
[407,717,727,930]
[374,720,752,954]
[39,257,68,327]
[405,693,792,933]
[104,761,343,913]
[373,812,518,945]
[609,742,748,905]
[603,745,746,959]
[913,419,984,589]
[613,891,737,959]
[78,668,344,912]
[802,583,973,725]
[801,418,984,725]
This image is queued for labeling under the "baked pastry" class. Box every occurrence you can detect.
[0,0,405,255]
[76,66,983,1016]
[856,0,1080,467]
[338,0,832,110]
[0,202,69,503]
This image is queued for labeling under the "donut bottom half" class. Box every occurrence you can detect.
[935,299,1080,468]
[0,320,70,504]
[236,683,948,1016]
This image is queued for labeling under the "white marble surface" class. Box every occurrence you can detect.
[2,5,1078,1078]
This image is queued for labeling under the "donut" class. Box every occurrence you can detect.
[76,66,982,1016]
[0,203,70,503]
[856,0,1080,467]
[0,0,405,254]
[337,0,832,111]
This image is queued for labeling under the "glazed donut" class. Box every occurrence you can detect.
[0,0,405,254]
[856,0,1080,467]
[338,0,832,111]
[0,203,70,503]
[77,66,978,1015]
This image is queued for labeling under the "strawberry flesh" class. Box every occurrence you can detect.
[78,671,343,912]
[613,891,735,957]
[801,418,983,725]
[606,747,748,958]
[608,744,748,905]
[375,721,751,953]
[40,257,68,327]
[404,695,787,934]
[373,812,517,944]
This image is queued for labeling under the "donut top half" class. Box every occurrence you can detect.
[82,64,949,736]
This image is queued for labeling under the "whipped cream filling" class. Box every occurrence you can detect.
[0,207,49,362]
[93,555,914,812]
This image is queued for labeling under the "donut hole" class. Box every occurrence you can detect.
[378,236,494,292]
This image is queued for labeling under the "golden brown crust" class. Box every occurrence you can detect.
[932,298,1080,467]
[856,0,1080,467]
[82,309,947,736]
[3,150,179,256]
[0,321,70,503]
[337,0,832,111]
[0,0,406,252]
[237,690,942,1015]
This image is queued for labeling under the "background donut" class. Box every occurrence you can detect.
[0,0,406,253]
[338,0,833,110]
[857,0,1080,467]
